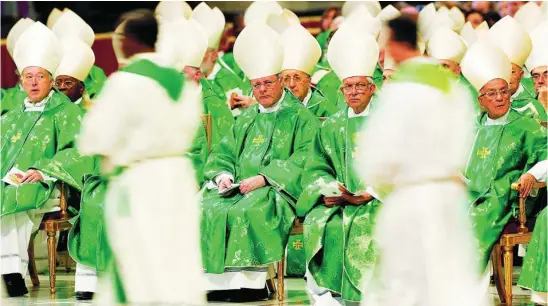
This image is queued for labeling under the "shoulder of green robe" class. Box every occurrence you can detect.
[509,109,547,133]
[322,108,347,126]
[120,59,185,101]
[47,90,83,115]
[393,61,456,94]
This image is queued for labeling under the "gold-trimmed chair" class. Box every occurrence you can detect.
[491,181,546,305]
[201,114,212,152]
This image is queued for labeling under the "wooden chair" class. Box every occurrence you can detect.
[491,181,546,305]
[27,182,73,294]
[201,114,212,152]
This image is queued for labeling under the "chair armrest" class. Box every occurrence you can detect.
[510,181,547,233]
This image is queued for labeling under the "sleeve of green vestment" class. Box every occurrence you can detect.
[31,105,94,191]
[185,125,208,186]
[261,109,319,202]
[203,124,238,181]
[524,122,548,170]
[296,123,337,217]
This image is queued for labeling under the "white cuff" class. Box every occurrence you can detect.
[37,170,57,182]
[366,186,383,202]
[215,172,234,186]
[527,160,548,183]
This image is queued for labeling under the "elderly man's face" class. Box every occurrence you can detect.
[531,66,547,94]
[281,69,311,102]
[438,59,461,76]
[251,74,283,108]
[183,66,202,83]
[55,75,84,102]
[466,11,485,28]
[340,76,375,113]
[478,78,511,119]
[21,67,54,103]
[382,69,395,83]
[509,63,524,95]
[201,48,218,77]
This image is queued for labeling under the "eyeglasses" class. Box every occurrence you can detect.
[55,79,78,88]
[341,83,372,93]
[251,78,279,90]
[282,75,309,85]
[22,74,49,84]
[479,88,510,99]
[532,71,547,82]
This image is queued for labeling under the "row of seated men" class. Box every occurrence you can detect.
[1,4,547,305]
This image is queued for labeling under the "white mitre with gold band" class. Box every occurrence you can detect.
[461,39,512,92]
[54,37,95,81]
[427,28,467,63]
[341,5,382,38]
[155,0,192,25]
[514,2,543,33]
[7,18,34,58]
[52,9,95,47]
[13,22,61,74]
[47,8,63,29]
[487,16,532,68]
[191,2,225,50]
[342,1,381,18]
[378,5,401,22]
[328,26,379,81]
[244,1,283,26]
[281,24,321,75]
[525,21,548,72]
[267,8,300,34]
[234,22,283,80]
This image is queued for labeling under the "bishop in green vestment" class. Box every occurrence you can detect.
[83,65,107,99]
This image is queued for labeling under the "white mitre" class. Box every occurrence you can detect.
[267,8,300,34]
[342,1,381,18]
[244,1,283,26]
[427,28,467,63]
[514,2,543,33]
[13,22,61,74]
[341,5,382,38]
[281,24,321,75]
[52,9,95,47]
[55,37,95,81]
[461,39,512,92]
[159,18,208,70]
[418,3,437,36]
[191,2,225,50]
[7,18,35,58]
[47,8,63,29]
[525,21,548,72]
[378,5,401,22]
[449,6,465,31]
[487,16,532,68]
[460,21,488,46]
[155,1,192,25]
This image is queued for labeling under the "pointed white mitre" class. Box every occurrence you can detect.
[267,8,300,34]
[47,8,63,28]
[461,39,511,91]
[234,22,283,80]
[417,32,426,54]
[155,1,192,25]
[427,28,467,63]
[342,1,381,18]
[54,37,95,81]
[281,24,321,75]
[158,18,208,70]
[514,2,543,33]
[449,6,465,31]
[422,10,457,40]
[191,2,225,49]
[52,9,95,47]
[341,5,382,38]
[418,3,437,36]
[487,16,532,67]
[244,1,283,26]
[460,21,488,46]
[328,26,379,81]
[13,22,61,74]
[7,18,35,58]
[525,21,548,71]
[378,5,401,22]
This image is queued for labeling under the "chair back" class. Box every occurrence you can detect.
[201,114,212,152]
[59,182,68,219]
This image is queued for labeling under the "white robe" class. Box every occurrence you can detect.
[356,73,491,306]
[78,53,205,304]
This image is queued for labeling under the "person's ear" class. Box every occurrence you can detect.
[370,84,376,93]
[79,84,85,96]
[519,69,524,79]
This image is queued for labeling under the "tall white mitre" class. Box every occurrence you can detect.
[460,21,489,46]
[191,2,225,50]
[487,16,532,68]
[234,22,283,80]
[460,39,512,91]
[13,22,61,74]
[328,26,379,81]
[52,9,95,47]
[47,8,63,29]
[422,9,457,40]
[427,28,467,63]
[525,21,548,72]
[155,0,192,25]
[6,18,35,58]
[341,1,381,18]
[159,18,208,71]
[281,24,321,75]
[54,37,95,81]
[418,3,437,37]
[267,8,300,34]
[378,5,401,22]
[244,1,283,26]
[341,5,382,38]
[449,6,465,30]
[514,2,543,33]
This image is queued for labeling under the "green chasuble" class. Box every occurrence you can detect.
[200,78,235,148]
[210,58,251,96]
[305,87,338,117]
[297,108,381,302]
[221,52,245,80]
[459,75,480,114]
[521,77,536,98]
[83,65,107,99]
[1,84,25,115]
[200,90,319,274]
[185,123,209,187]
[511,85,547,123]
[518,206,547,293]
[465,109,547,269]
[1,89,94,216]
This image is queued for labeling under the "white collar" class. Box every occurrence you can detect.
[348,105,369,118]
[74,97,82,105]
[24,90,54,112]
[207,62,222,80]
[302,88,312,107]
[258,90,285,113]
[485,109,510,126]
[511,83,525,100]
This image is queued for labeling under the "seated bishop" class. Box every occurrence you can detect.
[460,40,547,278]
[297,28,383,304]
[1,22,93,297]
[199,22,319,301]
[525,20,548,121]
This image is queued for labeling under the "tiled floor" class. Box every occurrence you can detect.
[0,271,537,305]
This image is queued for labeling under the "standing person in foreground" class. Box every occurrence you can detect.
[77,9,205,305]
[357,17,489,306]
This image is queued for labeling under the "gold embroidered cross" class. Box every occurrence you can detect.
[477,147,491,159]
[253,134,265,146]
[11,132,22,143]
[292,239,303,251]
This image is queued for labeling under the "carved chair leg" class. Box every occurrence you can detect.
[503,244,514,306]
[27,231,40,287]
[65,252,72,273]
[47,230,57,295]
[491,244,506,303]
[277,259,285,301]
